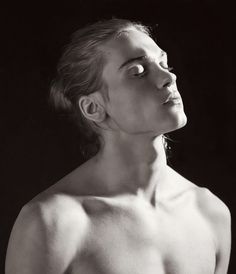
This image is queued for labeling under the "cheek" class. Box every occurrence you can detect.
[109,92,163,131]
[110,94,142,122]
[107,93,145,130]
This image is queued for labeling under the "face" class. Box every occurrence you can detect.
[101,28,187,136]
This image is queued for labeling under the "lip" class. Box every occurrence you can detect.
[163,93,182,105]
[163,97,182,107]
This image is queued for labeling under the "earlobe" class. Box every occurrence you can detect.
[78,95,106,123]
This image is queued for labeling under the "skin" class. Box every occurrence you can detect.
[5,27,231,274]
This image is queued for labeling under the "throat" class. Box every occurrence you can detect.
[93,135,168,202]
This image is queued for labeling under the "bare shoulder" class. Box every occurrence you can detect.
[194,186,231,250]
[6,193,90,274]
[170,167,231,273]
[169,167,231,235]
[194,187,231,273]
[169,167,231,220]
[194,186,231,225]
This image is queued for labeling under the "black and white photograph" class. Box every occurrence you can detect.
[1,1,235,273]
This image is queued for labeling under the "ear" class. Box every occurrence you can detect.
[78,93,106,123]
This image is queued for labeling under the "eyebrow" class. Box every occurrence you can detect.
[118,50,167,70]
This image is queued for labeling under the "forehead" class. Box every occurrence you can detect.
[101,28,163,69]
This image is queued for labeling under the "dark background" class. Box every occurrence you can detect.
[1,0,235,273]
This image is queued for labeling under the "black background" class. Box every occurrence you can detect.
[1,0,235,273]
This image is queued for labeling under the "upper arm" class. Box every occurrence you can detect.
[5,204,52,274]
[5,196,89,274]
[213,199,231,274]
[199,188,231,274]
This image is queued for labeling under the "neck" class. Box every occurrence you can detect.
[93,133,168,202]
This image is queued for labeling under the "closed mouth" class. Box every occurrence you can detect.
[163,95,182,105]
[163,96,181,105]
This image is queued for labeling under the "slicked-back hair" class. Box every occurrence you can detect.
[50,18,151,159]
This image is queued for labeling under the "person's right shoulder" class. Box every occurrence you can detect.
[5,193,90,274]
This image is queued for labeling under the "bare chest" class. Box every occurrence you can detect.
[70,197,216,274]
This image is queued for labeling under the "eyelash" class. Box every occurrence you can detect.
[162,65,174,72]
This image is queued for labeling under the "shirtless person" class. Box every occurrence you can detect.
[5,19,231,274]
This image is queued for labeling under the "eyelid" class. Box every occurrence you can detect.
[125,55,172,76]
[127,63,146,77]
[127,62,144,69]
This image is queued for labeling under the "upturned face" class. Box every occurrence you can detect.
[100,27,187,136]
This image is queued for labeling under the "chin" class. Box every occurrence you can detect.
[175,113,187,130]
[164,112,188,134]
[177,111,187,128]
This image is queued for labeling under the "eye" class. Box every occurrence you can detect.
[129,64,146,77]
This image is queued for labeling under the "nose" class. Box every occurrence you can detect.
[155,68,177,90]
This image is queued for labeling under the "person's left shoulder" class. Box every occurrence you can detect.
[194,187,231,273]
[168,167,231,226]
[195,187,231,226]
[195,187,231,254]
